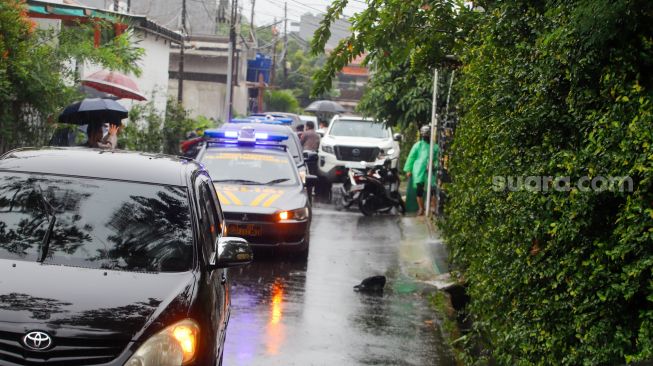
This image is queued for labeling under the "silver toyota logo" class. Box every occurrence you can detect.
[352,148,361,156]
[23,331,52,350]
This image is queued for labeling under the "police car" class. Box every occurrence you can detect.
[197,126,316,259]
[216,116,318,183]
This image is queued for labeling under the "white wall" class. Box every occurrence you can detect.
[168,46,249,121]
[83,29,172,116]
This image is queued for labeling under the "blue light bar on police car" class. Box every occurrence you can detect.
[204,129,288,142]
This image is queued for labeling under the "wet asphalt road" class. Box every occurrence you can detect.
[223,203,455,366]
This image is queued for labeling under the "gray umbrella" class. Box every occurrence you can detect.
[305,100,346,113]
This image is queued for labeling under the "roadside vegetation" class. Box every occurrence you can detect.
[311,0,653,364]
[0,0,143,153]
[119,98,212,154]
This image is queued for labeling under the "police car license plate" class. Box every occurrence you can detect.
[227,224,263,237]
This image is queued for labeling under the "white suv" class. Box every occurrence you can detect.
[318,116,401,182]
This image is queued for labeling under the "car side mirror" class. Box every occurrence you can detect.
[393,133,403,142]
[209,237,253,269]
[303,151,318,162]
[304,174,318,186]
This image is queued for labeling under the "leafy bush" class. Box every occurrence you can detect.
[0,0,143,153]
[264,89,300,113]
[443,1,653,364]
[120,98,214,154]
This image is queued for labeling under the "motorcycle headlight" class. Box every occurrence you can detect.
[277,207,309,222]
[125,319,199,366]
[321,144,334,154]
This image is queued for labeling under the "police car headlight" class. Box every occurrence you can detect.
[277,208,309,222]
[321,144,334,154]
[125,319,199,366]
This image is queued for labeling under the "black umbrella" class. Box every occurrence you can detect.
[58,98,128,125]
[305,100,346,113]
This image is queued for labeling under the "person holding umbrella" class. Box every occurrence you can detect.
[58,98,128,150]
[86,122,119,149]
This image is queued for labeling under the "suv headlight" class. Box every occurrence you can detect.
[321,144,334,154]
[277,207,309,222]
[125,319,199,366]
[378,148,396,159]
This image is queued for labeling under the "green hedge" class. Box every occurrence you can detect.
[443,1,653,364]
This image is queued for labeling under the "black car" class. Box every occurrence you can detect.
[0,147,252,366]
[197,129,316,259]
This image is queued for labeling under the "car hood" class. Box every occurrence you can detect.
[214,183,307,214]
[0,260,195,341]
[323,135,393,147]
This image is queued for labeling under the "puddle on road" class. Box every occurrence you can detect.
[224,205,455,366]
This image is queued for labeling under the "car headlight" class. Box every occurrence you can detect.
[125,319,199,366]
[321,144,334,154]
[277,207,309,222]
[378,148,396,159]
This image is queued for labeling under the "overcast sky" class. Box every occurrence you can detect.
[242,0,368,28]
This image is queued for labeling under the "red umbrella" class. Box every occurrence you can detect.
[81,70,147,101]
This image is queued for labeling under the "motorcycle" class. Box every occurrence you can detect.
[356,160,405,216]
[334,164,368,210]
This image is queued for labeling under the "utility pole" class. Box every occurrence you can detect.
[177,0,187,102]
[225,0,238,122]
[425,68,438,219]
[283,2,288,80]
[270,17,278,87]
[250,0,256,46]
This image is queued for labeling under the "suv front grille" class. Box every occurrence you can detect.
[0,330,127,365]
[335,146,379,162]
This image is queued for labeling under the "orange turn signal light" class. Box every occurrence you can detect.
[172,324,197,363]
[278,211,290,221]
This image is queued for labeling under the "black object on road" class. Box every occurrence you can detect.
[354,275,387,293]
[58,98,128,125]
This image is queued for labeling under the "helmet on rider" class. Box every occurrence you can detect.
[419,125,431,138]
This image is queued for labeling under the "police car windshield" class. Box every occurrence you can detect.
[330,120,389,138]
[202,150,298,186]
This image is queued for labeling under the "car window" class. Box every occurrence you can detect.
[196,177,220,259]
[201,150,298,185]
[0,172,193,272]
[330,120,389,138]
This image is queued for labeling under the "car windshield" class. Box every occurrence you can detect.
[329,120,389,138]
[0,172,193,272]
[201,150,298,185]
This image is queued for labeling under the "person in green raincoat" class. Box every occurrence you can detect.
[403,125,439,215]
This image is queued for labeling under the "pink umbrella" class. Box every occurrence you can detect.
[81,70,147,101]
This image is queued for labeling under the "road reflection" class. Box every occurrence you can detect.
[266,279,285,355]
[226,259,306,364]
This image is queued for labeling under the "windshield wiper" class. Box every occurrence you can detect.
[36,186,56,263]
[264,178,290,185]
[213,179,263,185]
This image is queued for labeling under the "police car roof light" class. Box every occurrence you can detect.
[204,129,289,143]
